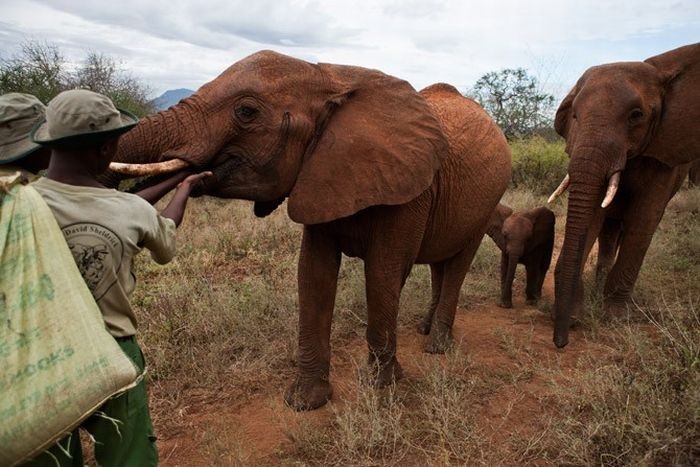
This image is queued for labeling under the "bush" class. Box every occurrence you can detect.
[509,136,568,195]
[0,41,154,117]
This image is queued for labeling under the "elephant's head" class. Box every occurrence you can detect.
[551,43,699,347]
[112,51,448,225]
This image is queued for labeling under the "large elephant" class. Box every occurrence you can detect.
[108,51,512,410]
[549,43,699,348]
[485,204,555,309]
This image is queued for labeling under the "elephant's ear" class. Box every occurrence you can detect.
[643,43,700,168]
[287,65,447,225]
[554,85,577,139]
[532,207,555,234]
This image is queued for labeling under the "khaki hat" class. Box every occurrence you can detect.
[0,93,47,164]
[31,89,138,146]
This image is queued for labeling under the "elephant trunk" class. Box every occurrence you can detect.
[553,145,618,347]
[102,95,210,187]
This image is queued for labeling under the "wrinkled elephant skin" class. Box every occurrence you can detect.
[114,52,512,410]
[552,42,699,348]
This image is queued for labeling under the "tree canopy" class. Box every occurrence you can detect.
[0,41,154,117]
[469,68,555,140]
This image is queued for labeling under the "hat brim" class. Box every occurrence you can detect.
[0,137,44,164]
[30,108,139,147]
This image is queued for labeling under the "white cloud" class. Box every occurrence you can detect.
[1,0,698,99]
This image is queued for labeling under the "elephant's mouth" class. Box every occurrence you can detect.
[189,152,249,197]
[188,175,213,198]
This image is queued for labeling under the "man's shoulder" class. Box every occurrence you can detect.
[108,190,162,219]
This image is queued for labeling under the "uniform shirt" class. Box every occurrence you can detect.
[32,177,176,337]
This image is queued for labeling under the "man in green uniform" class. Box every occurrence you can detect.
[24,89,209,466]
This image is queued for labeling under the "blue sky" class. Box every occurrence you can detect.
[1,0,698,101]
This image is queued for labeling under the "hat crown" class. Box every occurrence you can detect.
[0,93,46,163]
[0,93,45,127]
[44,90,122,138]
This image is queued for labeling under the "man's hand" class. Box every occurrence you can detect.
[161,171,214,227]
[177,171,213,190]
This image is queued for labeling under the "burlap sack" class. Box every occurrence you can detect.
[0,172,140,466]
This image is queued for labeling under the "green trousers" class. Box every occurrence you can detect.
[24,337,158,467]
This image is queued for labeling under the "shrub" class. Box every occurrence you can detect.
[509,136,568,195]
[0,40,154,117]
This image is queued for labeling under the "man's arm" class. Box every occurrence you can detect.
[159,172,212,227]
[134,171,192,205]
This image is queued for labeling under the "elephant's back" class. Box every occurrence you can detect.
[416,84,512,263]
[420,84,510,187]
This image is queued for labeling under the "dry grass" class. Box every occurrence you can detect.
[127,175,698,465]
[528,186,700,466]
[286,348,494,466]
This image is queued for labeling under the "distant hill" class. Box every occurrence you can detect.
[152,88,194,110]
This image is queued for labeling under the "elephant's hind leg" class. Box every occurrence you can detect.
[417,263,444,335]
[424,241,480,354]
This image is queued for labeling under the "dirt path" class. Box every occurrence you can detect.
[152,267,612,466]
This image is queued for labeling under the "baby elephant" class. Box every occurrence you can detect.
[486,204,555,308]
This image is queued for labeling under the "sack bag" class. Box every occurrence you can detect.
[0,172,140,466]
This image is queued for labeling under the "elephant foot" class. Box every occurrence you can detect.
[284,376,333,411]
[525,297,539,306]
[368,355,404,387]
[603,298,629,317]
[497,300,513,309]
[424,327,453,354]
[416,316,432,335]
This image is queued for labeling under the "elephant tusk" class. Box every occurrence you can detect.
[547,174,570,204]
[601,172,621,208]
[108,158,190,176]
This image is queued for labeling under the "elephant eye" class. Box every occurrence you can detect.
[235,105,258,122]
[629,108,644,123]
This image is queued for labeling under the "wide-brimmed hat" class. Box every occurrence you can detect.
[31,89,138,147]
[0,93,47,164]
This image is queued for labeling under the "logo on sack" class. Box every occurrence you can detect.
[62,223,123,300]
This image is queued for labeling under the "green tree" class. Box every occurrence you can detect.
[0,40,154,117]
[69,52,154,116]
[0,41,65,104]
[469,68,555,140]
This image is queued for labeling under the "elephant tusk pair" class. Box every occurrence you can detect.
[601,172,621,208]
[547,174,570,204]
[547,172,621,208]
[108,158,190,176]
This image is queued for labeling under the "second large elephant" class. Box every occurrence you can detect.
[108,51,511,410]
[549,43,699,348]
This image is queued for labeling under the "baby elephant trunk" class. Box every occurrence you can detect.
[500,251,520,308]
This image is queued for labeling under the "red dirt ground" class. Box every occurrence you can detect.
[154,272,613,466]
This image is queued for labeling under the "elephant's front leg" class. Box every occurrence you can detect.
[596,217,622,287]
[364,262,408,387]
[525,258,540,305]
[364,205,427,385]
[604,202,666,312]
[285,225,341,411]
